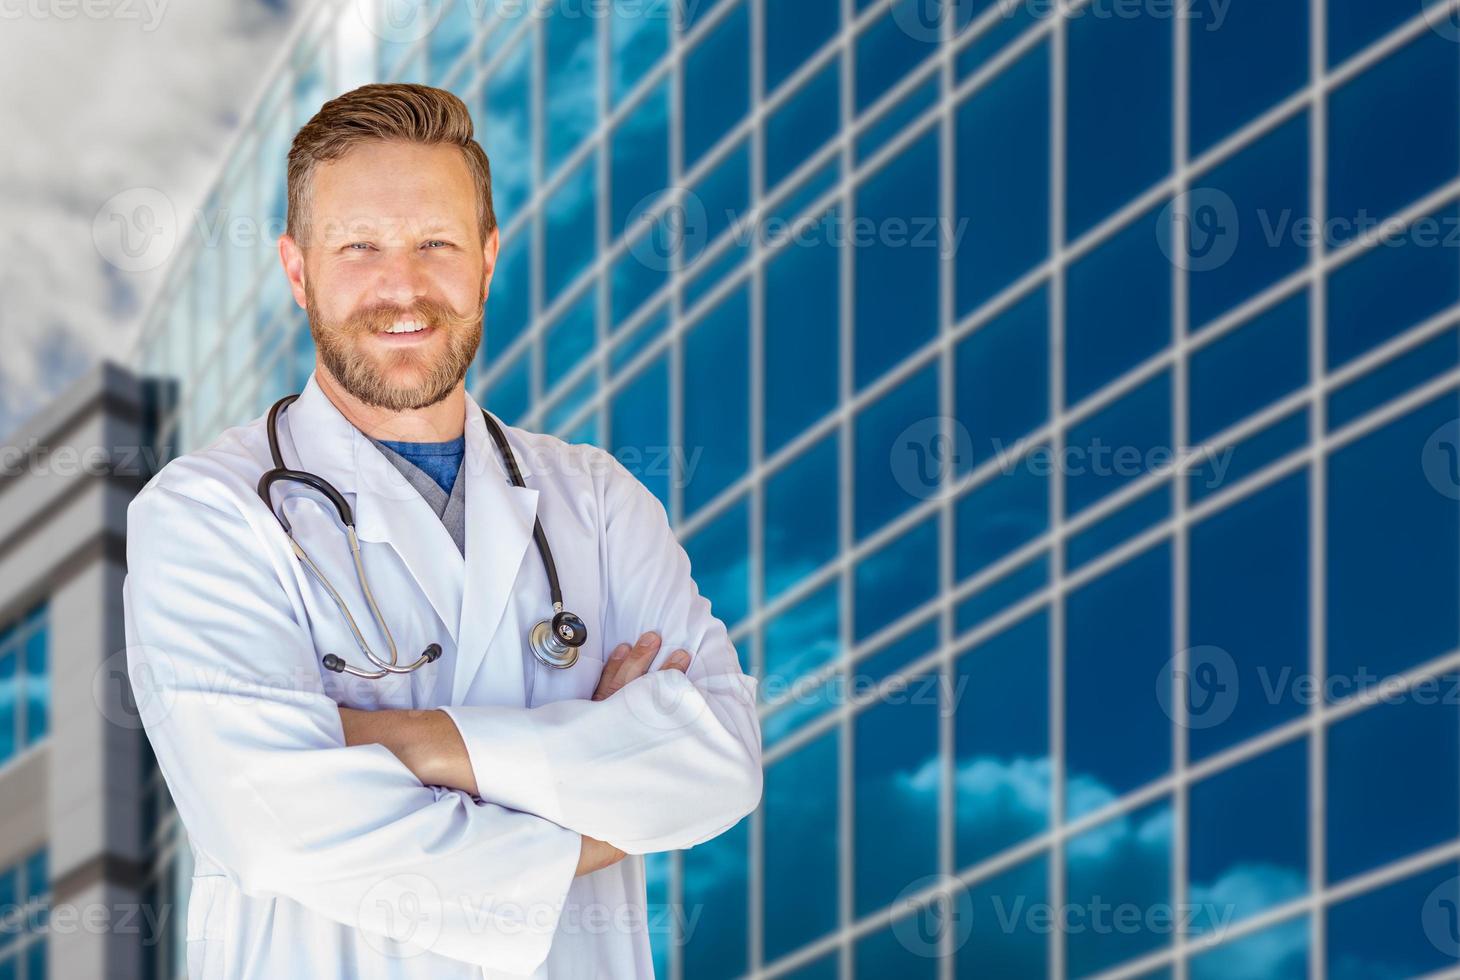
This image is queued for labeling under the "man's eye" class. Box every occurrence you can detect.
[346,243,374,251]
[423,240,449,249]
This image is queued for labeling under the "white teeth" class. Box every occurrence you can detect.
[385,320,425,334]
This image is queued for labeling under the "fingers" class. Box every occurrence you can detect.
[659,650,691,672]
[592,631,662,701]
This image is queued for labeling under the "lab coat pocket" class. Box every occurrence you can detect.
[185,875,231,980]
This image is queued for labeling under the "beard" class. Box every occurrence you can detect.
[305,275,484,412]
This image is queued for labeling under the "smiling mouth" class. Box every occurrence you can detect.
[383,318,428,334]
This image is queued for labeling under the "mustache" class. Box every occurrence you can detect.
[348,297,482,334]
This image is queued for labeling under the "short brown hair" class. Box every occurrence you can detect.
[286,82,496,248]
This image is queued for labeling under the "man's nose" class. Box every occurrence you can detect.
[373,250,430,308]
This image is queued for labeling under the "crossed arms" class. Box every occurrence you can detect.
[338,630,699,876]
[121,453,762,972]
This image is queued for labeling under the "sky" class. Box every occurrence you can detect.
[0,0,304,441]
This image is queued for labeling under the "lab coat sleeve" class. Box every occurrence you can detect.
[439,451,763,854]
[122,482,581,975]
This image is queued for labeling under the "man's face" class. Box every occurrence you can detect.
[293,140,497,411]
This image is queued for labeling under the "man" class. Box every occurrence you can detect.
[122,82,761,978]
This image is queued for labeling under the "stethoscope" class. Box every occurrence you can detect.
[256,393,589,679]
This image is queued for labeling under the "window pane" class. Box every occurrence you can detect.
[0,653,14,763]
[855,920,940,978]
[764,729,839,960]
[1188,740,1308,932]
[765,58,840,190]
[1328,0,1453,65]
[956,853,1049,978]
[683,1,749,170]
[1327,31,1460,242]
[1325,861,1460,978]
[1327,393,1460,686]
[855,362,939,539]
[1325,202,1460,371]
[1065,203,1171,406]
[1326,680,1460,883]
[854,671,940,916]
[854,517,939,642]
[544,152,598,303]
[1064,798,1173,976]
[481,37,534,224]
[954,463,1047,584]
[543,287,595,390]
[1189,0,1307,155]
[764,581,840,696]
[683,497,750,634]
[1065,544,1171,820]
[954,611,1050,869]
[682,286,750,515]
[484,349,530,425]
[854,0,940,111]
[1063,370,1172,517]
[1188,112,1309,328]
[682,818,748,979]
[765,205,840,453]
[688,139,750,260]
[1188,471,1308,759]
[764,433,839,602]
[610,354,670,507]
[1065,6,1171,239]
[954,285,1048,471]
[610,0,669,105]
[1188,289,1308,442]
[611,81,671,239]
[21,626,45,745]
[854,129,940,390]
[544,4,598,174]
[1189,915,1308,980]
[1328,325,1460,431]
[764,0,838,93]
[955,40,1049,317]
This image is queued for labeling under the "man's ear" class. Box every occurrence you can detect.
[279,233,308,309]
[480,225,501,305]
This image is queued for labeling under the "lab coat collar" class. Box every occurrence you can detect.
[282,375,540,705]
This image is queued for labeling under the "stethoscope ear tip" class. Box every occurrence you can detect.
[322,654,345,673]
[423,643,443,663]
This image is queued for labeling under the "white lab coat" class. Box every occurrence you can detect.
[121,373,762,979]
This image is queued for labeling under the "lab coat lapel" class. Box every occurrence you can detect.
[283,375,466,646]
[452,397,540,706]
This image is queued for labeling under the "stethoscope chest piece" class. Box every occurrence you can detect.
[529,609,588,669]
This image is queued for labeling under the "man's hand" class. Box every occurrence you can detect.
[591,631,692,702]
[575,835,627,877]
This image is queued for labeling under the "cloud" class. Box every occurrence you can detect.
[0,0,301,441]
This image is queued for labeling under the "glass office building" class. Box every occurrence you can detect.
[128,0,1460,976]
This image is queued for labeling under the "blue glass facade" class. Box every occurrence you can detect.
[0,847,48,980]
[128,0,1460,976]
[0,603,48,771]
